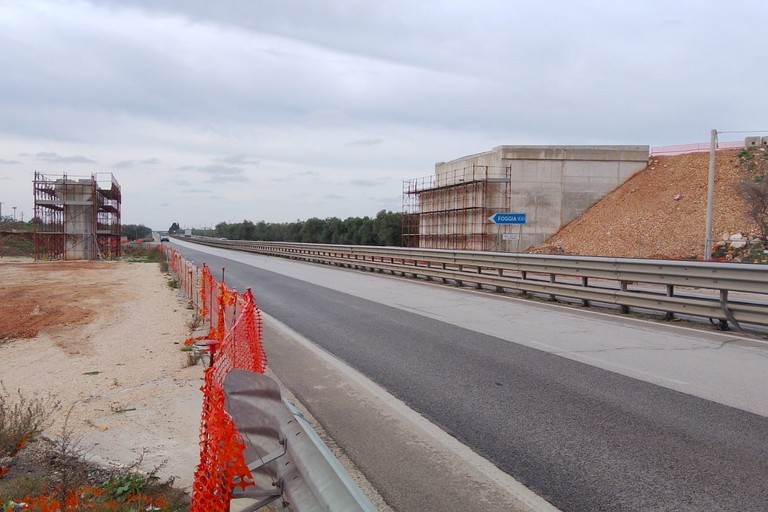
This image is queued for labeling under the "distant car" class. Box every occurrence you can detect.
[219,237,228,240]
[160,235,170,242]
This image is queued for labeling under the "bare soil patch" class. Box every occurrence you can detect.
[0,262,116,343]
[0,259,203,491]
[533,149,761,258]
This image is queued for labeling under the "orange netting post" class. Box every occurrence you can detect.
[199,263,216,324]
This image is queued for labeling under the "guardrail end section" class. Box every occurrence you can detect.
[224,369,379,512]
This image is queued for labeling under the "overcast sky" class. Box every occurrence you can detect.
[1,1,767,230]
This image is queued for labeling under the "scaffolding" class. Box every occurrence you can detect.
[402,165,511,251]
[34,172,122,260]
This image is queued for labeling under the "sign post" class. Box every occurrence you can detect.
[488,212,526,252]
[487,213,526,225]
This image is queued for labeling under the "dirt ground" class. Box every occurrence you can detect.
[0,258,203,490]
[533,149,762,258]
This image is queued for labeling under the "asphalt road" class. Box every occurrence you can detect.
[172,242,768,512]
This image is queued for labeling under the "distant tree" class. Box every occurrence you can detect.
[233,220,255,240]
[214,222,230,238]
[121,224,152,241]
[373,210,402,246]
[168,222,181,234]
[357,216,376,245]
[300,218,324,243]
[285,221,303,241]
[736,149,768,240]
[323,217,343,244]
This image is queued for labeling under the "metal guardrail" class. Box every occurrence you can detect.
[224,369,378,512]
[182,237,768,331]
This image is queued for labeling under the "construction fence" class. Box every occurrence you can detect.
[164,248,268,511]
[649,140,743,156]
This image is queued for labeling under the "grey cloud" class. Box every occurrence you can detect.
[33,152,97,164]
[114,158,160,168]
[350,179,382,187]
[197,164,244,176]
[176,163,251,183]
[323,193,345,200]
[0,159,21,164]
[273,171,325,183]
[86,0,491,77]
[345,138,383,147]
[214,155,259,165]
[6,1,768,149]
[183,188,210,193]
[374,196,400,204]
[197,164,251,183]
[205,175,249,184]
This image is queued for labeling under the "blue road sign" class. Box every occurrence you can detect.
[488,212,526,225]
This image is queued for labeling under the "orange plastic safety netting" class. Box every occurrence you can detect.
[211,289,267,384]
[165,250,267,511]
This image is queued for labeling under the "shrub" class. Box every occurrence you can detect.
[122,244,166,263]
[0,384,59,458]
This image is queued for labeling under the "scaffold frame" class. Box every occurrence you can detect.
[33,172,121,260]
[402,165,511,251]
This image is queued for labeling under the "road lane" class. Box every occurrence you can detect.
[172,241,768,512]
[174,239,768,417]
[261,315,555,512]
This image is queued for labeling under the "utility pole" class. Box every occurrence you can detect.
[704,129,717,260]
[12,206,16,221]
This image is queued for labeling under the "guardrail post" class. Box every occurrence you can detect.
[665,285,675,320]
[718,289,742,332]
[548,274,557,301]
[581,276,590,307]
[520,271,528,296]
[619,281,629,314]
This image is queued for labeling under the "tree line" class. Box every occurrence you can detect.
[191,210,403,246]
[121,224,153,241]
